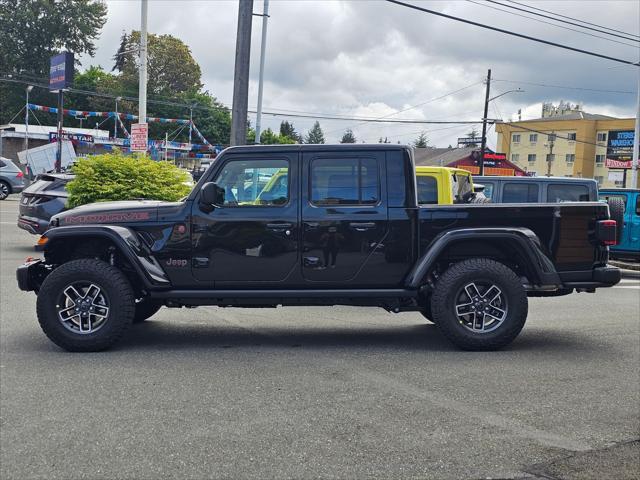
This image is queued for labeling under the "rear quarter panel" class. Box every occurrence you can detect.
[418,203,609,272]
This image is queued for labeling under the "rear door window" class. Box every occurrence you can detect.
[417,176,438,204]
[310,157,379,205]
[502,183,539,203]
[548,184,589,202]
[480,182,495,200]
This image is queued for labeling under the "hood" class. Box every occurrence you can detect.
[52,200,175,227]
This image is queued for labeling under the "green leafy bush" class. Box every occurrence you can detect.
[66,151,191,208]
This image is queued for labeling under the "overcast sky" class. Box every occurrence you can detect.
[80,0,639,148]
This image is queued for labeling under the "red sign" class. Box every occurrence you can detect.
[605,158,633,169]
[483,152,507,161]
[130,123,148,152]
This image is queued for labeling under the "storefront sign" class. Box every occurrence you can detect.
[49,131,94,144]
[130,123,149,152]
[49,52,74,90]
[457,136,481,145]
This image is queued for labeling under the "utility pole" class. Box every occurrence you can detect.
[479,68,491,176]
[546,132,556,177]
[230,0,254,146]
[188,106,193,146]
[630,68,639,189]
[24,85,33,152]
[254,0,269,144]
[139,0,148,124]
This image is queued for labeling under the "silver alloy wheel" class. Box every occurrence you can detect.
[454,281,508,333]
[0,182,8,200]
[56,282,110,334]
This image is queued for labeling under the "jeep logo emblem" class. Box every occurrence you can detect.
[166,258,188,267]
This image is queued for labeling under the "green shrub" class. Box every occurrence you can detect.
[66,151,192,208]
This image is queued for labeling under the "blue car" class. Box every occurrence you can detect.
[599,188,640,261]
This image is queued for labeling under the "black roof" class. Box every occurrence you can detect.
[222,144,410,154]
[474,176,597,184]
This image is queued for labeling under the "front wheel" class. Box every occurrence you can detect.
[431,258,528,350]
[36,259,135,351]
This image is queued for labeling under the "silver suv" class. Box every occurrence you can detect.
[0,157,26,200]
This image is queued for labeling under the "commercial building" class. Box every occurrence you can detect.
[495,102,637,188]
[413,146,527,176]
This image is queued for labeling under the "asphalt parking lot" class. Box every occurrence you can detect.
[1,195,639,480]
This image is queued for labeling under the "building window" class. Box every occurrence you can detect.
[595,154,605,166]
[511,153,520,162]
[527,154,536,163]
[565,154,575,164]
[614,179,624,187]
[595,176,604,186]
[597,132,607,142]
[567,132,576,141]
[529,134,538,143]
[512,134,521,143]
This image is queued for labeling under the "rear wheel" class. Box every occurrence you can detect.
[431,258,528,350]
[0,180,10,200]
[36,259,135,351]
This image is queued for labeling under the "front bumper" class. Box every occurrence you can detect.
[16,259,48,292]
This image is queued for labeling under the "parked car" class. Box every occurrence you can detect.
[474,176,598,203]
[0,157,26,200]
[599,188,640,261]
[17,173,72,234]
[415,166,489,204]
[18,144,620,353]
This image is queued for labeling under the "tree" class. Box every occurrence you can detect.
[112,30,203,96]
[305,121,325,144]
[340,129,356,143]
[413,132,429,148]
[279,121,301,143]
[464,128,480,147]
[0,0,108,123]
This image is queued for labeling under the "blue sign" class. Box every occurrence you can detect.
[49,52,74,90]
[607,130,634,161]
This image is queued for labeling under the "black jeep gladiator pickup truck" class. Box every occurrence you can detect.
[17,144,620,352]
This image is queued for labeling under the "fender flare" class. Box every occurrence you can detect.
[42,225,170,288]
[405,227,560,288]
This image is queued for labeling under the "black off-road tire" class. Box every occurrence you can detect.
[36,259,135,352]
[431,258,528,351]
[133,299,162,323]
[606,197,625,244]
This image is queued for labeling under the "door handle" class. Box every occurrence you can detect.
[349,222,376,231]
[266,223,293,230]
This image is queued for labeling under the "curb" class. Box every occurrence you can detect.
[610,259,640,271]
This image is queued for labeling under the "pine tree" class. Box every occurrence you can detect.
[305,121,325,144]
[413,132,429,148]
[340,129,356,143]
[279,121,301,142]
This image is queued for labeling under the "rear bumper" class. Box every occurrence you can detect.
[562,266,621,290]
[17,215,49,235]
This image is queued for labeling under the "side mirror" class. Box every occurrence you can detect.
[474,183,485,193]
[200,182,225,210]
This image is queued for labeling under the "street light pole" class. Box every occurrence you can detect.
[630,68,639,189]
[255,0,269,144]
[546,132,556,177]
[479,69,491,176]
[24,85,33,152]
[230,0,254,146]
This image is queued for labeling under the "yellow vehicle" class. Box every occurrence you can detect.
[415,166,488,205]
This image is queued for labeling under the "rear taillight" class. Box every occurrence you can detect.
[16,171,23,178]
[596,219,617,246]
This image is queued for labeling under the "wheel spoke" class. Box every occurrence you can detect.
[455,302,474,316]
[84,284,101,302]
[482,285,502,304]
[63,286,83,305]
[464,283,481,301]
[473,312,485,330]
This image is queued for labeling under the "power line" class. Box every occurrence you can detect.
[468,0,639,49]
[385,0,640,66]
[493,78,635,94]
[505,0,640,41]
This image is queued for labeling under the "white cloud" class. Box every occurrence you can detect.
[79,0,639,148]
